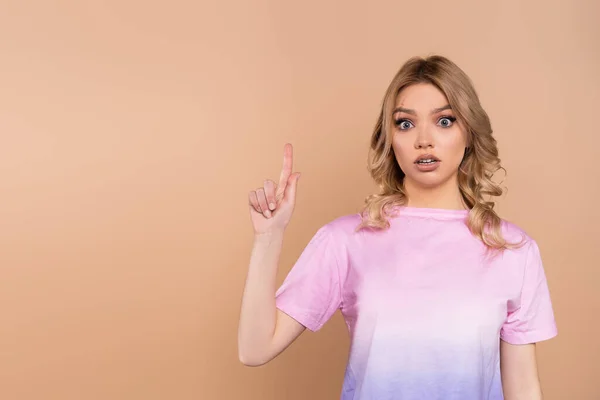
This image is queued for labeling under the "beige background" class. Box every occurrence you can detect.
[1,1,598,399]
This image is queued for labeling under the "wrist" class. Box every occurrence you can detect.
[254,229,285,240]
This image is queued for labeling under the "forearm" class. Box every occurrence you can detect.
[237,230,285,363]
[500,341,543,400]
[502,386,542,400]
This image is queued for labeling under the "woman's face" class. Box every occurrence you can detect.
[391,83,468,190]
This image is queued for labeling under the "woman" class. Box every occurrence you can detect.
[238,55,557,400]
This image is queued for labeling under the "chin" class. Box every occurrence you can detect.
[404,172,454,189]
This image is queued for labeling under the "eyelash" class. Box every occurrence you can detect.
[394,116,457,130]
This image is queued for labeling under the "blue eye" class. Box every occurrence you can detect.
[395,119,414,130]
[438,116,456,128]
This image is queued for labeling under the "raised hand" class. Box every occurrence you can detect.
[248,143,301,235]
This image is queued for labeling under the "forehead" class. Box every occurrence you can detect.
[395,83,449,109]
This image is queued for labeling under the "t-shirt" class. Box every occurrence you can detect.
[275,206,557,400]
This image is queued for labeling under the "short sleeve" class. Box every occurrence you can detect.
[500,240,558,344]
[275,223,347,332]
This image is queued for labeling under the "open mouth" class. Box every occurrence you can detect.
[414,155,440,165]
[415,158,438,164]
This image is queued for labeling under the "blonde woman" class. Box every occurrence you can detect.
[238,55,557,400]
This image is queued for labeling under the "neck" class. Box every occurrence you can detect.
[403,175,466,210]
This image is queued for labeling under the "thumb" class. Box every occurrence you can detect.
[284,172,301,201]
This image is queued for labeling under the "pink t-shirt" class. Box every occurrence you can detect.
[275,206,557,400]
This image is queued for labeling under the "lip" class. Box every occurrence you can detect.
[414,154,441,172]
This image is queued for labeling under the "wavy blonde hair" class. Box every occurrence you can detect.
[357,55,522,251]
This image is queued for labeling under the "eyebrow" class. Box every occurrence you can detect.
[392,104,452,115]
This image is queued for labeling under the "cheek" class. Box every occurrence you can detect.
[439,131,467,161]
[391,135,413,167]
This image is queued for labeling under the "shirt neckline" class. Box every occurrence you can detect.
[390,205,470,220]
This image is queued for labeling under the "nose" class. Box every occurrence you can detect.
[414,126,434,149]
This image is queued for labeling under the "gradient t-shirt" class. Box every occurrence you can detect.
[275,206,557,400]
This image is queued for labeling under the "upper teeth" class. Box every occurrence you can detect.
[418,159,435,163]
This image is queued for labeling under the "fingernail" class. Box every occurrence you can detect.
[265,210,271,218]
[269,203,275,210]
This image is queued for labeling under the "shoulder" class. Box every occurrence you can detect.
[326,212,363,231]
[313,212,363,243]
[498,217,540,257]
[500,218,532,242]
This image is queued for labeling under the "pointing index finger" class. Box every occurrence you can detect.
[276,143,293,200]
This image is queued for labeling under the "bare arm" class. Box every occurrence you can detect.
[500,340,543,400]
[238,231,305,366]
[237,143,305,366]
